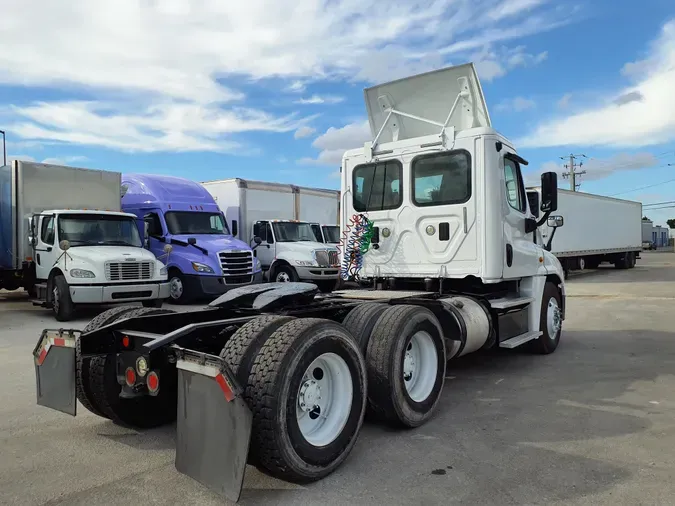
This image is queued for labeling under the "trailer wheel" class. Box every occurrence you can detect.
[366,305,446,428]
[77,305,139,418]
[219,315,296,387]
[628,252,636,268]
[528,282,563,355]
[88,307,178,428]
[247,318,367,482]
[341,302,388,353]
[614,253,630,269]
[52,274,75,321]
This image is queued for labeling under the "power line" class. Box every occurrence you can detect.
[644,204,675,211]
[609,174,675,196]
[560,153,587,191]
[643,200,675,207]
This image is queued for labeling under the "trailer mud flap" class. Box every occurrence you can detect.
[175,349,252,503]
[33,329,79,416]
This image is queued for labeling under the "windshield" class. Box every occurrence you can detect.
[322,225,340,243]
[164,211,230,235]
[272,222,318,242]
[58,214,142,247]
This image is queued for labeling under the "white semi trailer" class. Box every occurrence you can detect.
[526,187,642,277]
[33,63,567,502]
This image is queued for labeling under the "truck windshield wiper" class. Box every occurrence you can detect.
[102,240,137,246]
[170,238,208,255]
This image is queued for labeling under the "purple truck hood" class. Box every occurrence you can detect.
[172,234,252,253]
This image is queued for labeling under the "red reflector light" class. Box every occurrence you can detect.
[125,367,136,386]
[147,371,159,392]
[121,336,130,348]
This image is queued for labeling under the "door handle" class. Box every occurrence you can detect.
[46,247,52,252]
[37,254,41,265]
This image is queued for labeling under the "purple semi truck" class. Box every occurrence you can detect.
[121,174,263,303]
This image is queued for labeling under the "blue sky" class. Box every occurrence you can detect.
[1,0,674,224]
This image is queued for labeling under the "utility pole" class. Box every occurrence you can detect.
[561,153,587,191]
[0,130,5,166]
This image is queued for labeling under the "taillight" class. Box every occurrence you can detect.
[121,335,131,348]
[125,367,136,387]
[147,371,160,393]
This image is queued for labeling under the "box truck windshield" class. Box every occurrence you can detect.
[58,214,142,248]
[272,222,318,242]
[164,211,230,236]
[322,225,340,243]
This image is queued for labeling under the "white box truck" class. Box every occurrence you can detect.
[201,178,341,292]
[526,187,642,277]
[0,160,170,320]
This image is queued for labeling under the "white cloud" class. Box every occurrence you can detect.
[6,101,314,153]
[299,120,371,166]
[495,96,536,112]
[286,81,307,93]
[0,0,568,153]
[5,154,88,166]
[472,45,549,82]
[519,19,675,149]
[6,154,36,164]
[40,155,89,165]
[294,95,345,105]
[557,93,572,109]
[294,126,316,139]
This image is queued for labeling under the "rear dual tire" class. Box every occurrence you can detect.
[221,317,367,483]
[82,307,179,428]
[343,303,447,427]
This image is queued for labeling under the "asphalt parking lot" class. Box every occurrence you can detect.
[2,251,675,506]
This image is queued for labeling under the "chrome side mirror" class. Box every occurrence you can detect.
[547,215,564,228]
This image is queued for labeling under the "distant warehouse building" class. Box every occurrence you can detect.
[642,218,671,248]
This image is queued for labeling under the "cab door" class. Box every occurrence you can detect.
[501,153,541,279]
[34,214,58,280]
[253,221,275,270]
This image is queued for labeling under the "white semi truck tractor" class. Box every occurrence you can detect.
[32,62,566,502]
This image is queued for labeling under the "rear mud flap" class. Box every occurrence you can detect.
[33,329,79,416]
[174,348,252,503]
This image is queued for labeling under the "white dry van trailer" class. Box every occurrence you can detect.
[526,187,642,277]
[201,178,341,291]
[33,63,567,502]
[0,160,169,320]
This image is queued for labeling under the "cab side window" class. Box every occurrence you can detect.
[41,216,55,245]
[144,213,163,237]
[504,158,527,214]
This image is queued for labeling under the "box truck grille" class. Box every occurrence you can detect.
[219,250,253,276]
[315,250,339,267]
[105,261,154,281]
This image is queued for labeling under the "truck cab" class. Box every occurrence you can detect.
[121,174,262,304]
[310,223,340,244]
[339,62,566,348]
[252,219,340,292]
[30,210,169,320]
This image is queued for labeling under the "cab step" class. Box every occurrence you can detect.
[32,283,50,307]
[499,331,542,349]
[489,296,534,310]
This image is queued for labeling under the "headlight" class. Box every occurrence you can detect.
[191,262,215,273]
[70,268,95,278]
[295,260,314,267]
[159,266,168,276]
